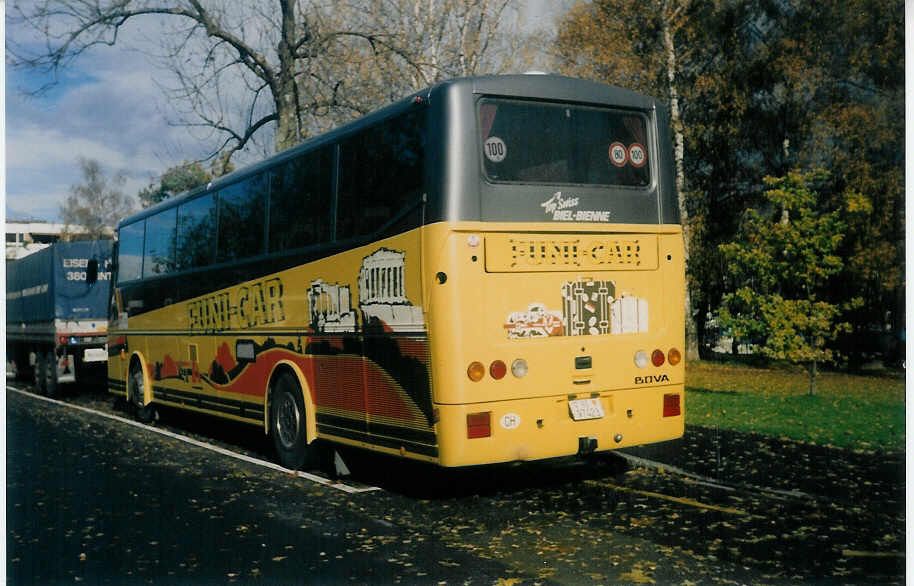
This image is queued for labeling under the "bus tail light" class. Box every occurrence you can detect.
[511,358,528,378]
[634,350,649,368]
[663,394,681,417]
[489,360,507,380]
[467,361,485,382]
[467,412,491,438]
[668,348,682,366]
[651,349,665,367]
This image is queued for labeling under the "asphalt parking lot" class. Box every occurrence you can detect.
[6,386,906,584]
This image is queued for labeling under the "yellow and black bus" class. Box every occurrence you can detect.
[108,74,685,469]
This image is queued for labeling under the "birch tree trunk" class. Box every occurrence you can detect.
[662,2,700,361]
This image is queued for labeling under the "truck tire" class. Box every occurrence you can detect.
[45,350,59,398]
[14,347,33,381]
[33,350,47,395]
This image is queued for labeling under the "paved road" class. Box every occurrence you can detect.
[7,386,906,584]
[6,390,520,584]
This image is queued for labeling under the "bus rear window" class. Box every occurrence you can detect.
[479,98,651,187]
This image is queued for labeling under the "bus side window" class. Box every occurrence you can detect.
[269,147,333,253]
[117,220,145,283]
[217,176,268,262]
[337,109,425,241]
[176,193,217,271]
[143,207,177,277]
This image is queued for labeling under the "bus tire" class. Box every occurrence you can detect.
[129,360,156,424]
[33,349,47,395]
[270,371,316,471]
[45,350,59,398]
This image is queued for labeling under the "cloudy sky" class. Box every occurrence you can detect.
[4,1,570,224]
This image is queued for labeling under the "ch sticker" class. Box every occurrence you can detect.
[500,413,521,430]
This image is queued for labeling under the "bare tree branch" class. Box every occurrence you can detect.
[10,0,524,168]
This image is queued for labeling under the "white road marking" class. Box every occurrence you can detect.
[7,385,381,494]
[615,451,817,502]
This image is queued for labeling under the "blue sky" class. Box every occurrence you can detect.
[4,1,569,223]
[5,41,212,222]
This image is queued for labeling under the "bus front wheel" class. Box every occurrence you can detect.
[128,361,156,424]
[270,372,317,471]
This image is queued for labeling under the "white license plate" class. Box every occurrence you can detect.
[83,348,108,363]
[569,398,605,421]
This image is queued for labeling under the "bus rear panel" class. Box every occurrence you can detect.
[426,77,684,466]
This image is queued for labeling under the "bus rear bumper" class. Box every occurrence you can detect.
[435,385,684,467]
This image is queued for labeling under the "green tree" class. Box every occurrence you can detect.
[767,0,905,365]
[555,0,904,366]
[138,160,212,208]
[718,170,859,394]
[60,158,136,238]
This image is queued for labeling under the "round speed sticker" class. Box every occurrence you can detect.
[484,136,507,163]
[628,143,647,168]
[609,142,628,167]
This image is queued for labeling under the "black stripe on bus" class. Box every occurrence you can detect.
[319,426,439,458]
[153,386,264,422]
[316,413,438,457]
[368,420,437,447]
[317,412,369,434]
[316,413,437,446]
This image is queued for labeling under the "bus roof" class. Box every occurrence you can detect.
[119,74,663,230]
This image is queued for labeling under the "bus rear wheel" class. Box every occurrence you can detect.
[270,372,317,471]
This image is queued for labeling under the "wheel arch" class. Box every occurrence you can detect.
[264,360,317,445]
[128,351,154,405]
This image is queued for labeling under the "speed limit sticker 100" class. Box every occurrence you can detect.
[628,143,646,168]
[484,136,507,163]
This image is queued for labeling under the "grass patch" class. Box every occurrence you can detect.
[685,361,905,453]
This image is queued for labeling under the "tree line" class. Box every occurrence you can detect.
[557,0,903,383]
[13,0,903,383]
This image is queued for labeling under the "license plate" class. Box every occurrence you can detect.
[569,398,604,421]
[83,348,108,363]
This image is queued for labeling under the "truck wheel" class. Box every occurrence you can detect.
[14,347,33,381]
[129,361,156,424]
[33,351,47,395]
[270,372,317,471]
[45,350,59,398]
[75,355,86,384]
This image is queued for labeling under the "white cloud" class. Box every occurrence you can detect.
[8,126,128,171]
[6,42,205,221]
